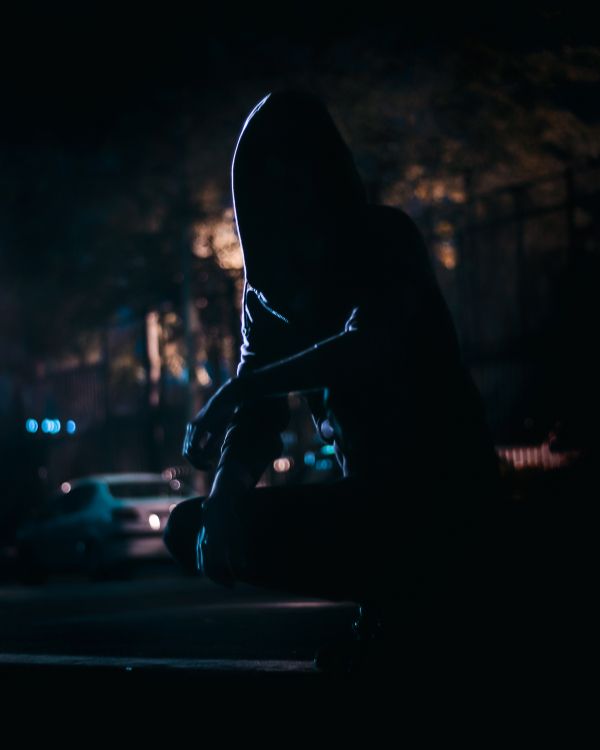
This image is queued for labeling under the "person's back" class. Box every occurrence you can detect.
[321,203,495,479]
[295,201,500,606]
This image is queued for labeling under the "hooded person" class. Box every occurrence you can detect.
[165,90,501,670]
[214,89,368,485]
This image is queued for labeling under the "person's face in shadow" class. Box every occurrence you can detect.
[240,153,359,330]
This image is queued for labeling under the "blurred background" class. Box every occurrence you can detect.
[1,3,598,574]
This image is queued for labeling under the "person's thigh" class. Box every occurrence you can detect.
[230,476,382,601]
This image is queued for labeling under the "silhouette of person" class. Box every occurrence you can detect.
[164,90,500,670]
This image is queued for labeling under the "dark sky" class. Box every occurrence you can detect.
[1,3,594,146]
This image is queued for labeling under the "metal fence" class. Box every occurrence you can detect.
[421,162,600,442]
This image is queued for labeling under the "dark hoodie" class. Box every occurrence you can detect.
[217,91,499,514]
[232,90,366,334]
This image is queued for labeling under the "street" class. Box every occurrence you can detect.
[0,563,357,680]
[0,552,593,719]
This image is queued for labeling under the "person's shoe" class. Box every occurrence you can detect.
[314,605,393,675]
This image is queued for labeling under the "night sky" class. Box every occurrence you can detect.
[2,4,595,146]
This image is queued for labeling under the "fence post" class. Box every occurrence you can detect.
[459,170,475,359]
[511,185,527,349]
[564,167,579,268]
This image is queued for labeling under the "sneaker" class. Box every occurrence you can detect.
[314,605,393,675]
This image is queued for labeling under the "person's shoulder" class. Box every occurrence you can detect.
[364,204,436,284]
[366,204,425,245]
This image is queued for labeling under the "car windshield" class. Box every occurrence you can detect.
[108,481,190,500]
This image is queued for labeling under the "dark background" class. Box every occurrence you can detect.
[1,3,599,538]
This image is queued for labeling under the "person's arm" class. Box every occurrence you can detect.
[186,325,364,452]
[190,313,362,587]
[211,386,290,492]
[186,283,296,587]
[235,327,359,401]
[183,282,295,486]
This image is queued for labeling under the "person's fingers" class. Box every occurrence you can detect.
[182,423,194,456]
[182,422,222,469]
[202,431,224,459]
[183,422,212,457]
[191,381,239,432]
[190,410,212,431]
[190,385,228,428]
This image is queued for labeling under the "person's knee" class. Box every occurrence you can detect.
[163,497,205,572]
[195,512,248,589]
[197,533,236,589]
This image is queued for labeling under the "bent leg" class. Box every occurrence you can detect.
[163,496,205,574]
[163,480,377,602]
[226,476,382,603]
[162,481,370,601]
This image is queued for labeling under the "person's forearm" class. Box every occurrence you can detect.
[213,395,290,492]
[235,329,358,401]
[209,460,256,502]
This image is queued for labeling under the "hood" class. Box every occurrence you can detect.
[232,90,368,332]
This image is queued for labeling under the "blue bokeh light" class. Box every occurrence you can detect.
[66,420,77,434]
[316,459,333,471]
[41,419,61,435]
[25,419,39,434]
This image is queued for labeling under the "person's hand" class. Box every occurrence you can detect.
[182,378,243,469]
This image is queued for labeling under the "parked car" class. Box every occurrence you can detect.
[16,473,196,582]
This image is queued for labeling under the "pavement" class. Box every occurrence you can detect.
[0,563,509,677]
[0,562,367,694]
[1,477,594,704]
